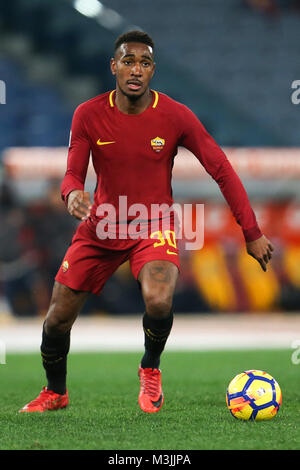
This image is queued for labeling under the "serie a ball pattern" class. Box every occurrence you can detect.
[226,370,282,421]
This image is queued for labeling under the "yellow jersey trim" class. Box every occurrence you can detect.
[152,90,159,108]
[109,89,159,108]
[109,90,115,107]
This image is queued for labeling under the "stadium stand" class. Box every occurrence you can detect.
[0,52,73,151]
[105,0,300,145]
[1,0,300,146]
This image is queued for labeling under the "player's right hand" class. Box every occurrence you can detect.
[67,190,92,221]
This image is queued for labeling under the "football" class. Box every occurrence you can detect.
[226,369,282,421]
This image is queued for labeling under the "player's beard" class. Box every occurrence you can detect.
[118,83,148,102]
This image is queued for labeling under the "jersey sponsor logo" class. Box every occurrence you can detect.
[150,136,165,152]
[97,138,116,146]
[62,260,69,272]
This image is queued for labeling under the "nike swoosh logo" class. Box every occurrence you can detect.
[166,249,177,255]
[97,138,115,146]
[151,394,163,408]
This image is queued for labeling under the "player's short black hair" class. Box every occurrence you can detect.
[114,30,154,54]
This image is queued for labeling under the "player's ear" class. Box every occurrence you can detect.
[110,58,116,76]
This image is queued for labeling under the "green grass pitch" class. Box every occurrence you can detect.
[0,349,299,450]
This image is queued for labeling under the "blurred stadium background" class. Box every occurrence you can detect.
[1,0,300,354]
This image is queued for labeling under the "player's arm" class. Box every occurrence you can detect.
[61,105,92,221]
[178,105,274,271]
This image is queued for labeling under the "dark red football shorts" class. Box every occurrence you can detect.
[55,218,180,295]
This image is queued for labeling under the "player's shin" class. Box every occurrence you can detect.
[40,322,70,395]
[141,310,173,369]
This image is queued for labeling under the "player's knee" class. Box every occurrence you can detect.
[44,282,86,335]
[44,314,72,336]
[144,291,173,318]
[44,302,74,336]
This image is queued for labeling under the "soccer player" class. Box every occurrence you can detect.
[20,31,274,414]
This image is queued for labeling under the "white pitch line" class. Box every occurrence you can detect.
[1,313,300,353]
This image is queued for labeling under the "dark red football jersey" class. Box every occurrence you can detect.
[61,90,262,242]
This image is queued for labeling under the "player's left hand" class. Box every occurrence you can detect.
[246,235,274,272]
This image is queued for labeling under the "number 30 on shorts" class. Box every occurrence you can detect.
[150,230,178,255]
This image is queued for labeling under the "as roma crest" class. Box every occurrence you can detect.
[151,136,165,152]
[62,260,69,272]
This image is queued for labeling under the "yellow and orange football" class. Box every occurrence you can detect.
[226,369,282,421]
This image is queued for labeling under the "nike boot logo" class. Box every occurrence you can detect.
[151,394,163,408]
